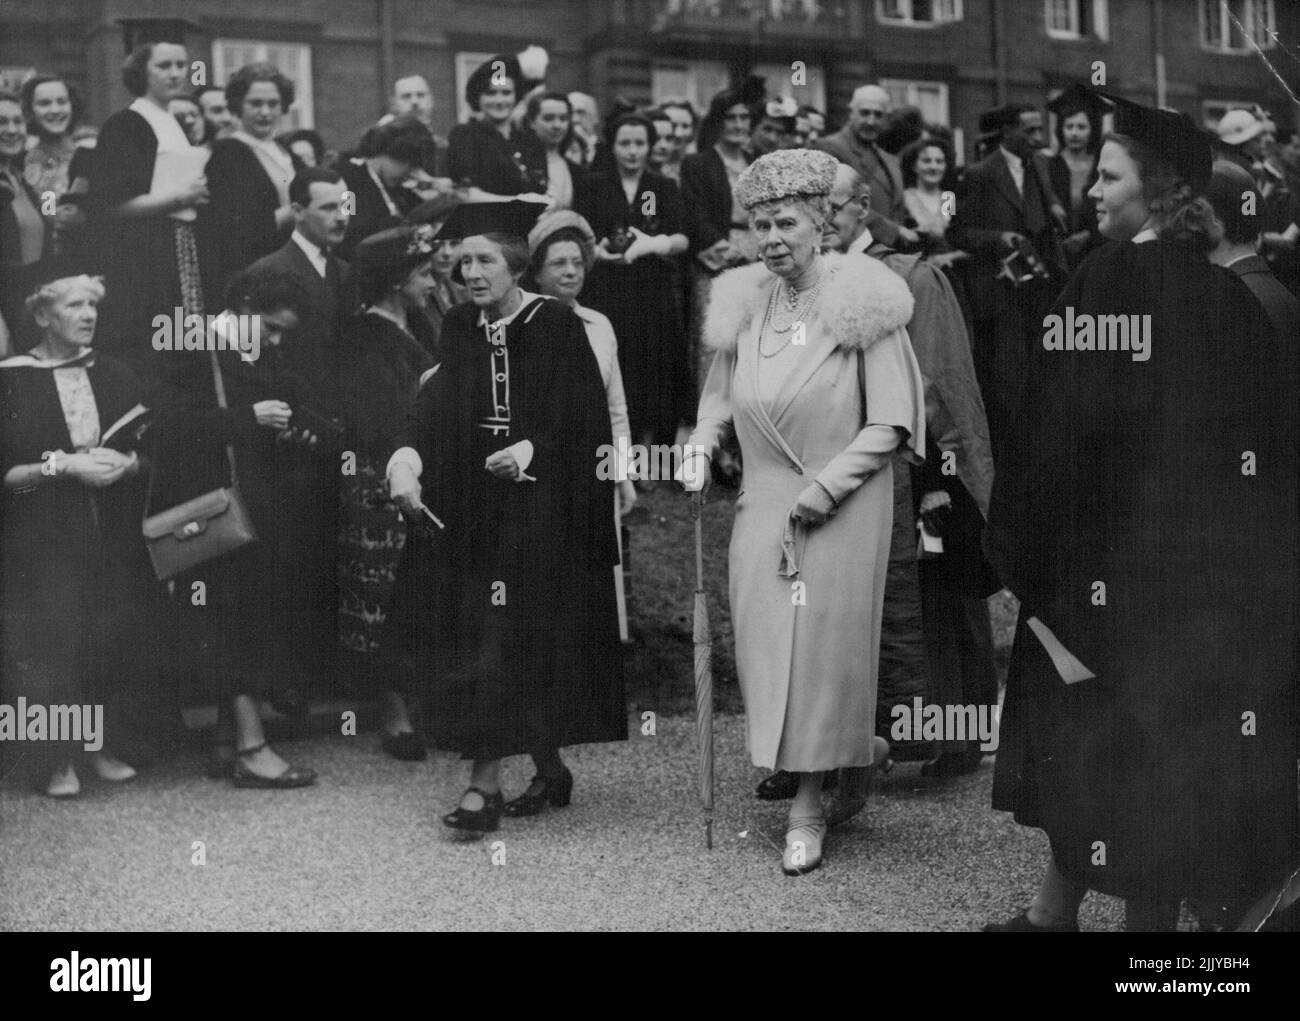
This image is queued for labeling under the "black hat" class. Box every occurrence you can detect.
[1046,82,1111,120]
[27,251,104,294]
[463,46,549,111]
[1098,91,1213,190]
[433,200,546,244]
[354,226,438,304]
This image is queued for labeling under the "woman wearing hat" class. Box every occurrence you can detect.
[387,201,624,831]
[337,117,433,261]
[679,149,925,875]
[447,48,551,205]
[337,226,439,760]
[986,93,1298,931]
[1,267,155,796]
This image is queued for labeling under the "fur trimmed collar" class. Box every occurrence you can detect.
[702,251,914,354]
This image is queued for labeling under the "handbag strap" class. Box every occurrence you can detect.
[208,348,240,487]
[142,349,240,521]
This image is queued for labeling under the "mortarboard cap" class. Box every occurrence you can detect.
[433,199,546,244]
[117,17,202,54]
[1099,91,1213,190]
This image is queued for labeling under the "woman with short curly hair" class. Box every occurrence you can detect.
[986,92,1298,932]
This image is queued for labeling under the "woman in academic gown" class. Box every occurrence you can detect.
[680,150,925,875]
[985,93,1298,931]
[577,113,690,447]
[386,201,624,833]
[199,62,300,307]
[88,41,210,390]
[0,269,155,796]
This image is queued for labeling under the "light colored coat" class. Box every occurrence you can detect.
[691,252,925,769]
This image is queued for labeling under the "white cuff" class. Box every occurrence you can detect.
[387,446,423,482]
[506,439,535,482]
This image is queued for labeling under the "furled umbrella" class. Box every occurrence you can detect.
[691,497,715,850]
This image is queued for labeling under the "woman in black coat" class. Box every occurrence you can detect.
[445,51,549,204]
[153,267,321,788]
[577,114,690,447]
[199,62,300,308]
[387,203,624,832]
[985,95,1298,932]
[1,270,154,796]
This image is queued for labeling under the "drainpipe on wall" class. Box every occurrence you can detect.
[379,0,395,114]
[1152,0,1167,107]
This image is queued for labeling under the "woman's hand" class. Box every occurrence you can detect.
[675,451,711,508]
[593,238,626,264]
[253,400,292,430]
[175,175,210,209]
[919,490,951,514]
[62,449,130,488]
[791,482,836,526]
[929,250,969,269]
[388,463,425,519]
[622,227,671,264]
[485,449,520,480]
[617,479,638,516]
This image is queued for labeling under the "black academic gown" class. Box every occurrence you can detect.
[986,238,1299,920]
[386,296,624,759]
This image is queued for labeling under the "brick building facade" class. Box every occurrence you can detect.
[1,0,1295,161]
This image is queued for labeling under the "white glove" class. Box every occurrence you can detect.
[675,450,710,493]
[623,227,672,264]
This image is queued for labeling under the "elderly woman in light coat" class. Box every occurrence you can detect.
[679,149,924,875]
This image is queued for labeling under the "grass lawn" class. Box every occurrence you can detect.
[619,483,1018,718]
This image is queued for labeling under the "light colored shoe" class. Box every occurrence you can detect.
[825,736,892,829]
[46,762,81,799]
[782,816,827,876]
[88,751,137,783]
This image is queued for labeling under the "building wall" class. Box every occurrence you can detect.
[0,0,1294,161]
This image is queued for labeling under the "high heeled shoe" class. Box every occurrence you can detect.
[442,787,504,832]
[231,741,317,789]
[503,767,573,817]
[782,816,827,876]
[756,769,839,801]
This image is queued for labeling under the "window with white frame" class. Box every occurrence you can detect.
[211,39,314,129]
[1200,0,1276,52]
[876,0,962,26]
[1045,0,1108,40]
[879,79,949,126]
[651,60,732,115]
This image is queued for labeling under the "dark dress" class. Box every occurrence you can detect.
[577,169,689,443]
[0,351,159,771]
[986,238,1299,921]
[336,311,434,672]
[153,344,338,698]
[336,158,423,262]
[199,137,298,308]
[88,109,202,392]
[446,120,547,197]
[386,297,624,759]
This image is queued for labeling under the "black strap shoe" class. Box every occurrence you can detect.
[442,787,504,832]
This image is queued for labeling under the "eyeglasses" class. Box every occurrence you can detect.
[828,195,862,217]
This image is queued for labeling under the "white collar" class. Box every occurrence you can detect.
[1131,227,1158,244]
[999,146,1023,171]
[129,96,191,151]
[292,230,326,261]
[1223,251,1256,268]
[847,226,875,256]
[476,290,542,328]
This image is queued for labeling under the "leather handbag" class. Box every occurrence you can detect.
[142,349,258,580]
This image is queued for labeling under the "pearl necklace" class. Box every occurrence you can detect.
[759,265,829,358]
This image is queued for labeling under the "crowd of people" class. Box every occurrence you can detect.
[1,36,1298,931]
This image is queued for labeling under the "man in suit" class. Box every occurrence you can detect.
[244,166,354,702]
[246,166,354,405]
[813,84,919,250]
[949,103,1066,458]
[1207,159,1300,345]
